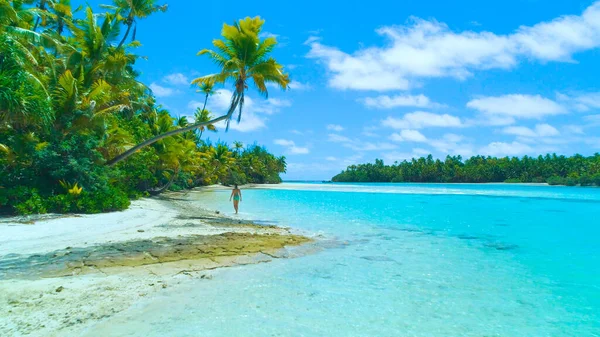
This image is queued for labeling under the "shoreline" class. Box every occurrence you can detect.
[0,190,317,336]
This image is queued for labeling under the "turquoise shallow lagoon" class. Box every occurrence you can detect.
[88,183,600,336]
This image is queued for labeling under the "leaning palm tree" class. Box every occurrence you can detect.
[106,16,289,166]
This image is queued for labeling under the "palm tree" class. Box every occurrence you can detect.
[201,143,235,182]
[102,0,167,49]
[191,16,290,128]
[233,141,244,156]
[106,16,289,166]
[193,108,216,139]
[197,80,215,112]
[32,0,49,31]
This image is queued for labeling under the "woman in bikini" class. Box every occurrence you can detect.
[229,184,242,214]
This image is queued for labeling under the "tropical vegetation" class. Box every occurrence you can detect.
[332,154,600,186]
[0,1,289,215]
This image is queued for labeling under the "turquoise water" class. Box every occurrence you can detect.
[87,183,600,336]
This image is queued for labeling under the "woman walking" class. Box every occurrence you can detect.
[229,184,242,214]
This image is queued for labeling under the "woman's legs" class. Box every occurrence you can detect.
[233,200,239,214]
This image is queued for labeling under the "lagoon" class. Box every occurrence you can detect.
[84,183,600,336]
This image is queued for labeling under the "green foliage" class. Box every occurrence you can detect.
[547,176,565,186]
[0,3,286,215]
[333,154,600,187]
[46,187,130,214]
[0,187,47,215]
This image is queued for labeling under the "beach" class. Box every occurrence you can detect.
[0,188,315,336]
[1,183,599,336]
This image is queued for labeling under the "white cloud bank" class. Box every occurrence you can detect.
[307,2,600,91]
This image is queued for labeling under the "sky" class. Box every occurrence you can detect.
[88,0,600,180]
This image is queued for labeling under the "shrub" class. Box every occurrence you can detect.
[531,176,546,183]
[14,191,47,215]
[565,177,578,186]
[579,174,594,186]
[504,178,522,183]
[0,187,47,215]
[592,173,600,186]
[46,187,130,214]
[547,176,565,186]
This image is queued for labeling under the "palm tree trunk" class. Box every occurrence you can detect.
[32,0,47,32]
[107,93,241,166]
[149,171,178,195]
[202,94,209,112]
[117,22,133,48]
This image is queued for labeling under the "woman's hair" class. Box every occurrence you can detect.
[234,184,238,189]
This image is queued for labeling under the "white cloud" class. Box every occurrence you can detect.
[389,129,428,142]
[289,147,310,154]
[574,93,600,110]
[325,156,338,161]
[274,139,295,147]
[291,130,304,135]
[480,141,534,156]
[426,133,474,157]
[150,83,177,97]
[273,139,309,155]
[289,81,312,91]
[304,36,321,45]
[163,73,189,86]
[327,133,397,152]
[467,94,566,120]
[584,114,600,126]
[361,94,444,109]
[557,92,600,111]
[362,131,379,137]
[362,126,381,137]
[189,89,291,132]
[328,133,353,143]
[563,125,585,135]
[382,111,464,129]
[534,124,560,137]
[307,2,600,91]
[381,149,432,163]
[502,123,560,138]
[326,124,345,132]
[347,142,397,152]
[259,31,279,39]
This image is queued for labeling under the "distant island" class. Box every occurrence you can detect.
[332,154,600,186]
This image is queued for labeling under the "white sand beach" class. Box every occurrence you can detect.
[0,191,315,336]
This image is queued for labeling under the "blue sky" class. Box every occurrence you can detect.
[90,0,600,180]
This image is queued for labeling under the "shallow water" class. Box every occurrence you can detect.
[86,183,600,336]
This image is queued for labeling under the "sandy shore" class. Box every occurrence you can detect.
[0,190,316,336]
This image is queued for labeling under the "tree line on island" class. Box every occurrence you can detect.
[332,154,600,186]
[0,0,290,215]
